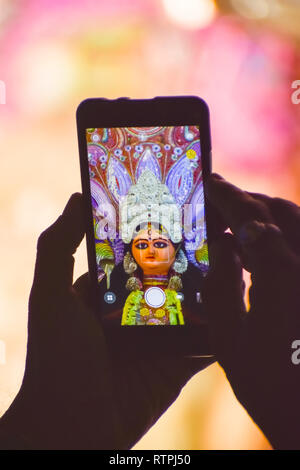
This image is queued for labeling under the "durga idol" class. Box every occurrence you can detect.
[120,170,187,325]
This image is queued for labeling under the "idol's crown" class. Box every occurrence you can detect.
[120,170,182,243]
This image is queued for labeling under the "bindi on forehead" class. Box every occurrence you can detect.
[135,230,169,242]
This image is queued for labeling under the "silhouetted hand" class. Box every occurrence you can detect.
[0,194,212,450]
[204,174,300,449]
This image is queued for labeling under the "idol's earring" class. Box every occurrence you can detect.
[168,249,188,291]
[123,251,137,274]
[172,249,188,274]
[123,252,142,291]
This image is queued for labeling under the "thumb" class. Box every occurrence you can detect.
[236,221,299,321]
[31,193,85,296]
[203,233,245,369]
[236,221,297,276]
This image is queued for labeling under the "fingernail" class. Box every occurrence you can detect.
[236,221,266,245]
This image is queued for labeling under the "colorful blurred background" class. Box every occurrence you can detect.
[1,0,300,450]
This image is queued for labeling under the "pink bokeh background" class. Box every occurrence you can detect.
[1,0,299,449]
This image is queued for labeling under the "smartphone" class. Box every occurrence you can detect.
[77,96,216,357]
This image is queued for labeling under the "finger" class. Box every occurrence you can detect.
[73,272,89,293]
[249,193,300,254]
[32,193,85,294]
[113,354,215,449]
[147,355,214,421]
[236,220,298,278]
[203,233,245,368]
[72,272,96,311]
[206,174,273,234]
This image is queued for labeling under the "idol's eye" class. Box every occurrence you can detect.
[153,241,168,249]
[135,242,149,250]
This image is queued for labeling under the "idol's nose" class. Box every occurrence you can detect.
[148,242,155,255]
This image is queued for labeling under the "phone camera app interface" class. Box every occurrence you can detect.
[86,126,209,326]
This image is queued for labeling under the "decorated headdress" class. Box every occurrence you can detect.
[87,126,209,286]
[120,169,182,244]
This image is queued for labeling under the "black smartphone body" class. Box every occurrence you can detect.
[77,96,216,357]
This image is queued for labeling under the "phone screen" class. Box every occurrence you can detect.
[86,126,209,326]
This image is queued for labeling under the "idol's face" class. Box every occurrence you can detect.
[131,228,176,275]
